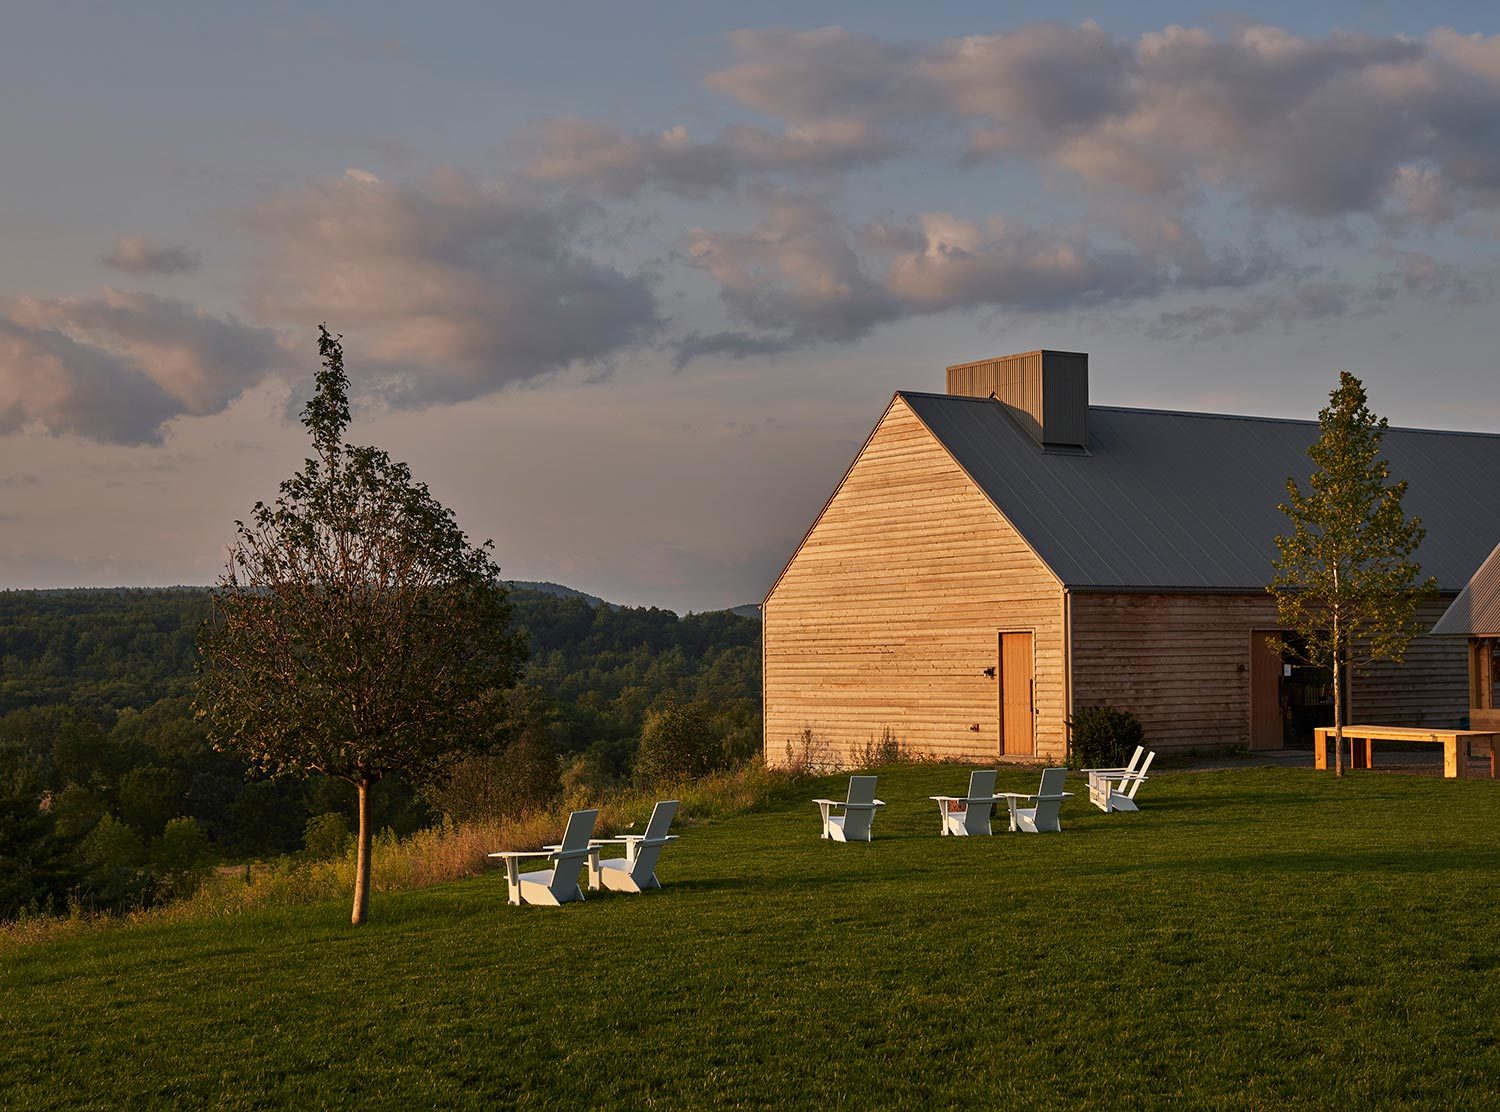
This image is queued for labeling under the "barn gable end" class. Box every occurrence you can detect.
[763,394,1067,766]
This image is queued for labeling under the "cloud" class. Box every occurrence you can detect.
[695,23,1500,225]
[1148,282,1357,340]
[0,290,282,444]
[240,168,661,405]
[524,116,895,198]
[677,197,1281,360]
[103,235,201,275]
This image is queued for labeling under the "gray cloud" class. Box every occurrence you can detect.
[1148,282,1357,341]
[678,198,1281,361]
[525,116,896,198]
[241,168,661,405]
[104,235,201,275]
[695,23,1500,225]
[0,290,282,444]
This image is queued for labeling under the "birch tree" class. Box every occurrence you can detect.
[197,327,526,923]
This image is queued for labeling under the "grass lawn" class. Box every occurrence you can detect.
[3,765,1499,1109]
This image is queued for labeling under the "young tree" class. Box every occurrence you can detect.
[1269,372,1437,777]
[197,327,526,923]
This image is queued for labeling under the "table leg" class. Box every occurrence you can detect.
[1315,729,1328,770]
[1444,738,1461,779]
[1362,737,1374,769]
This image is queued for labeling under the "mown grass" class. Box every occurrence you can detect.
[3,765,1498,1109]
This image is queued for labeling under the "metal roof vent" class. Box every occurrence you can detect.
[946,349,1088,450]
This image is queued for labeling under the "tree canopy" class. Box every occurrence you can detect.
[197,327,527,923]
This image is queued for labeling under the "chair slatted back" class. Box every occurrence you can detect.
[962,770,997,834]
[1122,752,1155,800]
[842,776,880,840]
[627,800,679,884]
[1030,768,1070,832]
[546,808,598,901]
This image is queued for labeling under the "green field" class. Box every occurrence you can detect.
[4,765,1498,1109]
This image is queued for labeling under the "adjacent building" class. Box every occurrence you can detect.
[1432,541,1500,734]
[762,351,1500,765]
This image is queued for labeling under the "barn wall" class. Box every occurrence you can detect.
[1070,593,1469,751]
[1350,599,1470,726]
[763,396,1066,767]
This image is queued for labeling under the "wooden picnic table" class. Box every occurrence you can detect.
[1314,725,1500,779]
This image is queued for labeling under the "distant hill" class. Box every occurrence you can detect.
[510,581,760,620]
[508,580,613,608]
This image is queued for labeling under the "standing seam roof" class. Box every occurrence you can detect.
[1431,542,1500,636]
[899,391,1500,593]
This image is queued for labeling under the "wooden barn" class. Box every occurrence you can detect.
[762,350,1500,766]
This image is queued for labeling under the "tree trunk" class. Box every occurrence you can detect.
[1332,637,1344,780]
[352,778,373,925]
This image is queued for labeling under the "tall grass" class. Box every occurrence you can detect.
[1,760,800,952]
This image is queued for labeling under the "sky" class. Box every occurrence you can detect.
[2,2,1499,612]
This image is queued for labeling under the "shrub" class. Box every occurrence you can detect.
[854,726,908,768]
[1066,706,1146,769]
[151,817,213,900]
[783,727,836,774]
[634,698,718,787]
[76,813,148,911]
[426,723,562,822]
[302,812,352,862]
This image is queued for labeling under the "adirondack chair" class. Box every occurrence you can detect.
[489,808,599,906]
[1089,751,1155,813]
[591,799,680,894]
[813,775,885,842]
[1000,768,1073,833]
[1081,746,1146,785]
[929,770,999,835]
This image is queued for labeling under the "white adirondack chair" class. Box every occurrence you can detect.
[929,770,999,835]
[1000,768,1073,833]
[814,775,885,842]
[1081,746,1146,785]
[488,808,599,906]
[1089,751,1155,813]
[591,799,680,894]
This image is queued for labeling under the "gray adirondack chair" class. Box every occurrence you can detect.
[592,799,680,893]
[814,775,885,842]
[489,808,599,906]
[1002,768,1073,833]
[929,769,999,835]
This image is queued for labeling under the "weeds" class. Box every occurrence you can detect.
[1,760,802,952]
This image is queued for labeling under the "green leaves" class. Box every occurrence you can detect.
[196,327,527,790]
[1269,371,1438,680]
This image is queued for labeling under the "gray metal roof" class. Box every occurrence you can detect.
[900,391,1500,593]
[1431,542,1500,636]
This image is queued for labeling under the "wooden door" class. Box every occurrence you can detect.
[1249,631,1284,750]
[999,631,1034,756]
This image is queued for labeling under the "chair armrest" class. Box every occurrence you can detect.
[811,798,840,806]
[929,795,959,803]
[488,850,552,860]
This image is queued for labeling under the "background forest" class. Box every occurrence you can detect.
[0,585,760,917]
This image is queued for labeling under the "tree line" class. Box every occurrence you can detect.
[0,585,760,919]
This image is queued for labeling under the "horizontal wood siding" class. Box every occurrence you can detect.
[1071,594,1470,751]
[764,396,1065,767]
[1349,599,1469,727]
